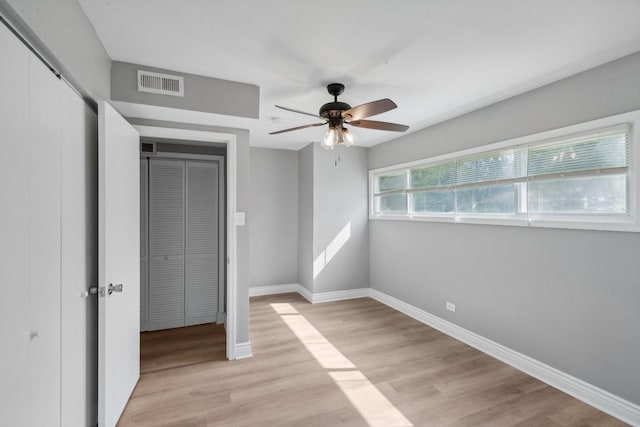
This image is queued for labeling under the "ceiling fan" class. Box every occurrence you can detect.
[269,83,409,150]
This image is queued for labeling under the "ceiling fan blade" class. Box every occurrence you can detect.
[349,119,409,132]
[269,122,326,135]
[342,98,397,121]
[275,105,324,120]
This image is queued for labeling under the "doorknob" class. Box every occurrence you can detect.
[108,283,123,295]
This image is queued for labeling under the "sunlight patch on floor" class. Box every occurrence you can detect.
[280,312,354,369]
[272,303,413,427]
[330,371,413,427]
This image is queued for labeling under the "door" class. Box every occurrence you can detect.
[185,161,220,326]
[98,101,140,427]
[148,159,186,330]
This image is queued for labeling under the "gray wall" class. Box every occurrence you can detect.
[112,61,259,119]
[1,0,111,101]
[368,51,640,404]
[297,144,314,293]
[249,148,298,287]
[313,145,369,293]
[128,118,251,344]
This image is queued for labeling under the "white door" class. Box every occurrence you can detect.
[98,101,141,427]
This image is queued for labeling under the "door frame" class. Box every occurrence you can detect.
[132,125,239,360]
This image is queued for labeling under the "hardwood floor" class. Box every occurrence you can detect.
[140,323,227,374]
[118,294,627,426]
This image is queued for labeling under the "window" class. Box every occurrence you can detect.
[369,110,640,232]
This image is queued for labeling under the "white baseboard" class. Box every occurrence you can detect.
[249,284,369,304]
[368,288,640,426]
[309,288,370,303]
[296,285,314,303]
[234,341,253,360]
[248,284,299,297]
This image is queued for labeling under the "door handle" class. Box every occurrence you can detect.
[108,283,123,295]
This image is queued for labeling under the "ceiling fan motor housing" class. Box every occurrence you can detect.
[319,101,351,128]
[320,83,350,128]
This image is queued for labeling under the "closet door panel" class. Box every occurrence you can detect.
[28,53,62,427]
[185,162,218,324]
[140,159,148,331]
[149,159,185,330]
[185,256,217,324]
[148,258,184,330]
[60,80,99,427]
[0,23,30,425]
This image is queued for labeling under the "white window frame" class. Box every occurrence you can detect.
[369,110,640,232]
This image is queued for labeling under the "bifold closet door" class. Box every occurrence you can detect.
[149,159,185,331]
[185,161,219,325]
[28,49,63,427]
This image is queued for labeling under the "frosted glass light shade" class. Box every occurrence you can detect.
[322,127,337,150]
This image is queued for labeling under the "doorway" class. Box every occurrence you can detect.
[139,139,227,361]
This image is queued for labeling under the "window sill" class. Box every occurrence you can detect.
[369,213,640,232]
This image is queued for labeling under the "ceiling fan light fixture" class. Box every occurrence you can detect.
[322,127,337,150]
[342,127,355,147]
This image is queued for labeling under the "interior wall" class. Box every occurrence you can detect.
[249,147,298,287]
[1,0,111,101]
[297,144,314,292]
[312,144,369,293]
[368,51,640,405]
[112,61,260,119]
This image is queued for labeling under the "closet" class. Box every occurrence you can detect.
[140,152,225,331]
[0,22,97,426]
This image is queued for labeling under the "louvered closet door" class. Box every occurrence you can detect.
[149,159,185,330]
[140,159,148,331]
[185,161,219,325]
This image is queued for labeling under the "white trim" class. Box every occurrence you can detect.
[133,125,229,143]
[131,124,240,361]
[368,288,640,426]
[234,342,253,360]
[296,285,314,303]
[248,284,369,304]
[309,288,370,304]
[226,135,238,360]
[369,109,640,233]
[248,284,299,297]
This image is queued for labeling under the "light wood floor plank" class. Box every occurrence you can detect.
[118,294,627,426]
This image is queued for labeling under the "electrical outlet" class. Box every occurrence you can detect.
[446,302,456,312]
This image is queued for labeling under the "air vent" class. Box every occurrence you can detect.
[137,70,184,97]
[140,142,156,155]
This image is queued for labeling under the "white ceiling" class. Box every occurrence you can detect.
[79,0,640,150]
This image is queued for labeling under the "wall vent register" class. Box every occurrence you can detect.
[140,142,156,155]
[137,70,184,97]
